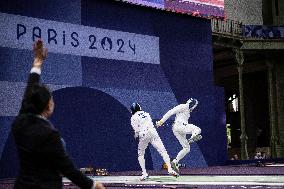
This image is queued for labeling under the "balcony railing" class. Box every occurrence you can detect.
[212,19,284,39]
[211,18,243,37]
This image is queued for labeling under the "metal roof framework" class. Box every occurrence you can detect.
[117,0,225,19]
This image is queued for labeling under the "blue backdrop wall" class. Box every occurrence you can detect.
[0,0,226,178]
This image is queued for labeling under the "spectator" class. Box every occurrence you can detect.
[261,151,268,159]
[254,151,262,159]
[12,40,104,189]
[231,154,239,160]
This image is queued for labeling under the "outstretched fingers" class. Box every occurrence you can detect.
[33,39,48,60]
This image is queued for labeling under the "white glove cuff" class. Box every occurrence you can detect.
[30,67,41,75]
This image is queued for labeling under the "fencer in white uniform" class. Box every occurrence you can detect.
[130,103,178,181]
[156,98,202,172]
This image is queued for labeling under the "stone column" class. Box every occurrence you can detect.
[267,60,278,158]
[275,57,284,157]
[236,49,249,160]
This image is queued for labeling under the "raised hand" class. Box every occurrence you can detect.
[33,39,48,68]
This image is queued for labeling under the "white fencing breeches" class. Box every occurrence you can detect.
[137,129,172,174]
[173,123,201,163]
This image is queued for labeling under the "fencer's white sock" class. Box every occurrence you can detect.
[138,155,147,175]
[175,147,190,163]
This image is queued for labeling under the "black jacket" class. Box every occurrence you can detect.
[12,72,93,189]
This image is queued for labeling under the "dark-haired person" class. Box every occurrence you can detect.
[130,103,178,181]
[12,40,105,189]
[156,98,202,173]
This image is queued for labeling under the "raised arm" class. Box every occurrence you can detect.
[19,40,48,114]
[24,40,48,97]
[157,104,188,127]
